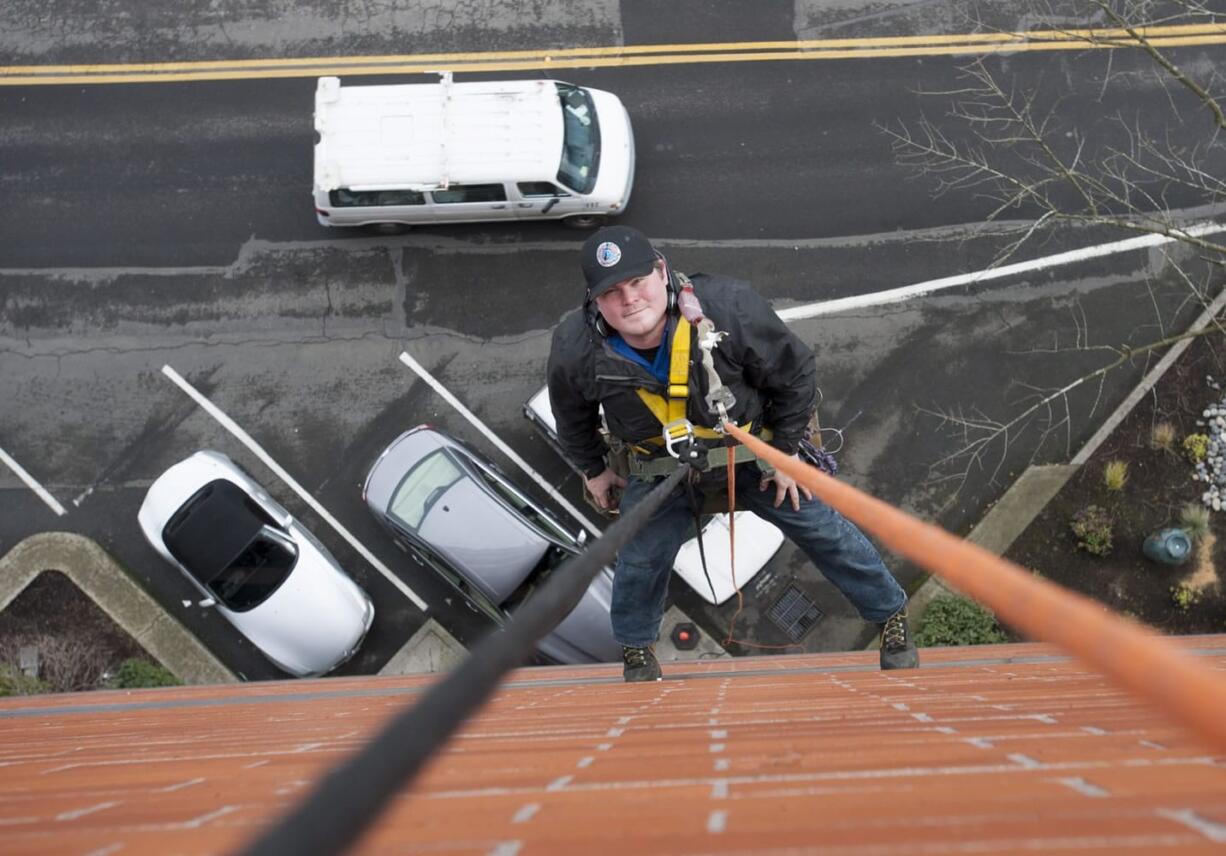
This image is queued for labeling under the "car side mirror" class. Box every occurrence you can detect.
[541,197,559,214]
[198,597,217,608]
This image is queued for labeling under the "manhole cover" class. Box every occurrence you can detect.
[767,584,823,642]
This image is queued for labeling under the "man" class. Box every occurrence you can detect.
[547,225,918,682]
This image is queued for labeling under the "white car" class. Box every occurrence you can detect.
[524,386,785,605]
[138,451,374,677]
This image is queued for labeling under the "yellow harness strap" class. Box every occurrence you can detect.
[666,314,692,408]
[634,318,751,446]
[634,318,726,441]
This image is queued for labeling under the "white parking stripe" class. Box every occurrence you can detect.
[160,365,427,611]
[398,351,602,537]
[0,446,66,516]
[776,221,1226,321]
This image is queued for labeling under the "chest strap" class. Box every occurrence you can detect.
[632,317,716,441]
[633,316,749,445]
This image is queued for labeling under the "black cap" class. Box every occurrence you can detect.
[581,226,658,298]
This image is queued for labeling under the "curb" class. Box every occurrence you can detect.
[0,533,237,685]
[896,285,1226,638]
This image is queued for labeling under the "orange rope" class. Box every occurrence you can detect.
[723,444,742,647]
[724,422,1226,753]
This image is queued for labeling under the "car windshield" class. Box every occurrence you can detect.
[164,479,287,589]
[555,83,601,194]
[389,449,464,530]
[208,528,297,612]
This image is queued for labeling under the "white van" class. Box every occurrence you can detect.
[313,74,635,231]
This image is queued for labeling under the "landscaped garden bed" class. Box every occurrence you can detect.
[999,333,1226,636]
[0,570,179,695]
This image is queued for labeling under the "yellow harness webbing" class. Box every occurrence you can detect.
[633,316,757,449]
[633,318,726,441]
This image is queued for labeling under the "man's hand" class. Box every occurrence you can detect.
[584,468,628,511]
[759,454,814,511]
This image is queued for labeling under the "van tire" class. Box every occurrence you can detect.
[562,214,608,230]
[366,222,410,235]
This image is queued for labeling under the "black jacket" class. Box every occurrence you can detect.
[547,273,817,478]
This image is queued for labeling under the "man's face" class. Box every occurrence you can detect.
[594,261,669,345]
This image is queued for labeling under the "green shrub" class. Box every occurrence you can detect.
[1071,505,1114,556]
[1183,433,1210,464]
[914,595,1009,647]
[112,659,181,689]
[1180,503,1211,541]
[1103,459,1129,491]
[1171,584,1202,611]
[0,664,48,697]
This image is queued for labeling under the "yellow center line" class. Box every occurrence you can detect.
[2,24,1225,86]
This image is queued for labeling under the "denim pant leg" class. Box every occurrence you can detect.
[737,469,906,623]
[611,478,695,647]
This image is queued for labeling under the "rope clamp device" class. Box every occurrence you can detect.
[696,318,734,430]
[663,417,706,469]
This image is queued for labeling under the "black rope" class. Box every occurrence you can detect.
[238,464,691,856]
[684,475,719,603]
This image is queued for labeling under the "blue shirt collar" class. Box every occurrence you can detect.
[607,316,675,386]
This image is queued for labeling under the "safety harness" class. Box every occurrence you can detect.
[613,273,838,628]
[609,273,840,639]
[626,274,765,479]
[622,275,753,604]
[622,274,843,605]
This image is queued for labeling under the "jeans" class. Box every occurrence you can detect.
[610,465,907,647]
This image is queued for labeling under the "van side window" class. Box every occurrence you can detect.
[517,182,570,198]
[430,184,507,204]
[329,188,425,207]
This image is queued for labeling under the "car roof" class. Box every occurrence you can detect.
[163,479,274,584]
[314,75,566,192]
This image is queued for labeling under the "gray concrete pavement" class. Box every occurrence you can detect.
[3,219,1221,675]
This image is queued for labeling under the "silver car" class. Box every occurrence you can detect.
[138,450,375,677]
[363,427,620,665]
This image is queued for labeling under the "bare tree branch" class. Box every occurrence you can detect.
[1089,0,1226,131]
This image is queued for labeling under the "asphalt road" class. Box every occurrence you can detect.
[2,0,1225,679]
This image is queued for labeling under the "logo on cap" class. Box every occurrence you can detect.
[595,241,621,268]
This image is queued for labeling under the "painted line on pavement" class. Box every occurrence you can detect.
[777,222,1226,321]
[0,446,66,516]
[3,23,1224,85]
[160,364,427,611]
[10,23,1226,72]
[398,351,603,537]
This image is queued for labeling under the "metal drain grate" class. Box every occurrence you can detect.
[767,585,823,642]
